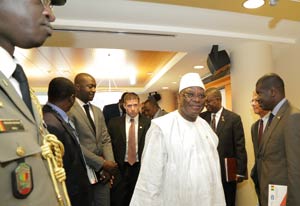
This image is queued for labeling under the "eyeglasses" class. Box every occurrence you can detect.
[181,92,206,101]
[41,0,52,8]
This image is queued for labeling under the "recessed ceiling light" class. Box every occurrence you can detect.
[193,65,204,69]
[162,86,169,90]
[172,81,177,84]
[243,0,265,9]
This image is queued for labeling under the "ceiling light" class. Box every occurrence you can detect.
[269,0,278,6]
[243,0,265,9]
[193,65,204,69]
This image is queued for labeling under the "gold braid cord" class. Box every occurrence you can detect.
[41,134,71,206]
[30,89,71,206]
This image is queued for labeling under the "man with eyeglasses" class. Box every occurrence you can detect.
[130,73,225,206]
[0,0,67,205]
[200,87,247,206]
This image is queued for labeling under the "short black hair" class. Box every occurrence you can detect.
[256,73,285,95]
[48,77,75,102]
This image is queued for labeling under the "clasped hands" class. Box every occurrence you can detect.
[98,160,118,185]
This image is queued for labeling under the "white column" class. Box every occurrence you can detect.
[230,42,273,206]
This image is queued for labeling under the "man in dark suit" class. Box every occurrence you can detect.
[200,87,247,206]
[0,1,67,205]
[255,73,300,206]
[107,92,151,206]
[103,92,128,126]
[68,73,117,206]
[43,77,92,206]
[250,92,269,205]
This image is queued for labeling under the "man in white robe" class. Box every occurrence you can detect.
[130,73,226,206]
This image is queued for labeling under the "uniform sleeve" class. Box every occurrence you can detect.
[130,123,167,206]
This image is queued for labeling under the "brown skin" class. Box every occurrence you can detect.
[74,73,96,103]
[143,101,158,119]
[255,73,285,111]
[178,87,206,122]
[0,0,55,55]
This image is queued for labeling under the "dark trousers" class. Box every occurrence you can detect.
[111,162,140,206]
[223,181,237,206]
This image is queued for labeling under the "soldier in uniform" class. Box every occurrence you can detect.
[0,0,67,205]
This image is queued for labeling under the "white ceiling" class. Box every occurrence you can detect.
[26,0,300,92]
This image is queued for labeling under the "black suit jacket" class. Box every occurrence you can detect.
[103,103,123,125]
[43,105,90,198]
[200,108,247,182]
[107,115,151,172]
[250,119,260,200]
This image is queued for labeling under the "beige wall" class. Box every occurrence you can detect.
[274,43,300,107]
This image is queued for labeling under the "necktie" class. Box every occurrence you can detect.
[257,119,264,145]
[267,113,274,128]
[83,104,96,132]
[211,113,216,132]
[128,118,136,165]
[12,64,33,115]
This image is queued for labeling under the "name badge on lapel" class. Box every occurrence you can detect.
[12,162,34,199]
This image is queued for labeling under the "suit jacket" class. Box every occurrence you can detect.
[103,103,123,125]
[68,100,115,172]
[250,119,260,199]
[42,105,90,199]
[107,115,151,171]
[257,100,300,206]
[200,108,248,182]
[0,71,59,206]
[153,108,168,119]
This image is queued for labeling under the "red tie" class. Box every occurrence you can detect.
[258,119,264,145]
[128,118,136,165]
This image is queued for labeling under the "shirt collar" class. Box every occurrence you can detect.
[272,98,287,116]
[0,47,17,79]
[126,114,138,123]
[76,97,90,107]
[46,102,69,123]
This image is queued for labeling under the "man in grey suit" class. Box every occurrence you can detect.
[255,73,300,206]
[68,73,117,206]
[0,0,67,206]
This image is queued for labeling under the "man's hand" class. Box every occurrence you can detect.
[98,170,110,185]
[102,160,118,174]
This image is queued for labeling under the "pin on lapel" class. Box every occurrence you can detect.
[221,116,225,122]
[139,126,143,129]
[2,79,8,86]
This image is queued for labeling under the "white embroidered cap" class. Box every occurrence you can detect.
[179,73,205,92]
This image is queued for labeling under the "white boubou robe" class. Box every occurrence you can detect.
[130,111,226,206]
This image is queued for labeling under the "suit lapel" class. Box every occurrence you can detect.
[0,71,35,123]
[121,116,127,143]
[47,105,87,165]
[259,101,289,154]
[216,109,226,136]
[74,101,95,133]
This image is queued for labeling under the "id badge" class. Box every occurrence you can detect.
[12,162,34,199]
